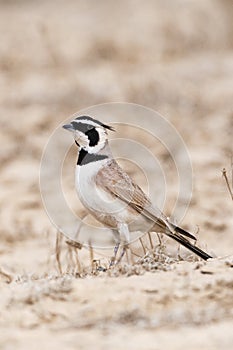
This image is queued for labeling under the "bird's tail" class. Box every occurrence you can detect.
[165,231,213,260]
[172,224,197,240]
[148,213,212,260]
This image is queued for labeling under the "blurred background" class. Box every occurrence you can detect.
[0,1,233,349]
[0,0,232,269]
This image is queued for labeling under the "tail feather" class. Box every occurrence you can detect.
[165,232,212,260]
[173,224,196,241]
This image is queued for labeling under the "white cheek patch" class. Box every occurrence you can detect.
[74,131,89,147]
[73,127,107,154]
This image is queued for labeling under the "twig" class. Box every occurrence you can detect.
[125,246,130,264]
[66,243,78,272]
[129,247,134,265]
[55,231,63,274]
[130,250,142,258]
[148,232,154,250]
[88,240,95,273]
[231,155,233,190]
[74,248,82,275]
[65,239,82,250]
[139,237,146,255]
[156,233,162,245]
[0,267,13,283]
[222,168,233,201]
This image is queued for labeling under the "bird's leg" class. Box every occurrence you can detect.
[116,244,129,264]
[109,228,121,267]
[109,242,120,267]
[109,224,130,267]
[114,242,120,256]
[110,244,129,265]
[116,223,130,264]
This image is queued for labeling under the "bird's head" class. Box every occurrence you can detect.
[63,116,115,153]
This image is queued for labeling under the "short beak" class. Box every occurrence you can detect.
[62,123,74,132]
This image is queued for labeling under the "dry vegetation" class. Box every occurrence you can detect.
[0,0,233,349]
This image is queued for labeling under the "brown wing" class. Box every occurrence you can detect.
[96,160,168,231]
[96,160,197,240]
[96,160,213,260]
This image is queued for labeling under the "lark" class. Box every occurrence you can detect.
[63,116,212,262]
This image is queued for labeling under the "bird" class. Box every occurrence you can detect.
[63,115,213,263]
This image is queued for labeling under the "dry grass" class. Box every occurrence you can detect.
[52,229,204,279]
[222,156,233,201]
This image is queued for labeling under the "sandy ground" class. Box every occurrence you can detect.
[0,0,233,349]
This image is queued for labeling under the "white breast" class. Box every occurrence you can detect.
[75,161,135,222]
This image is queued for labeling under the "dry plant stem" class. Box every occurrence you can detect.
[148,232,154,250]
[125,246,134,265]
[66,239,83,250]
[139,237,147,255]
[177,244,181,260]
[89,241,95,273]
[65,240,83,273]
[75,212,89,240]
[74,248,82,275]
[129,247,134,265]
[222,168,233,201]
[194,226,200,246]
[66,245,76,272]
[130,250,142,258]
[55,231,63,274]
[125,247,130,264]
[231,155,233,189]
[156,233,162,245]
[0,267,13,283]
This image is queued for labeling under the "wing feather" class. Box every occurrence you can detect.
[95,160,213,260]
[96,160,172,231]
